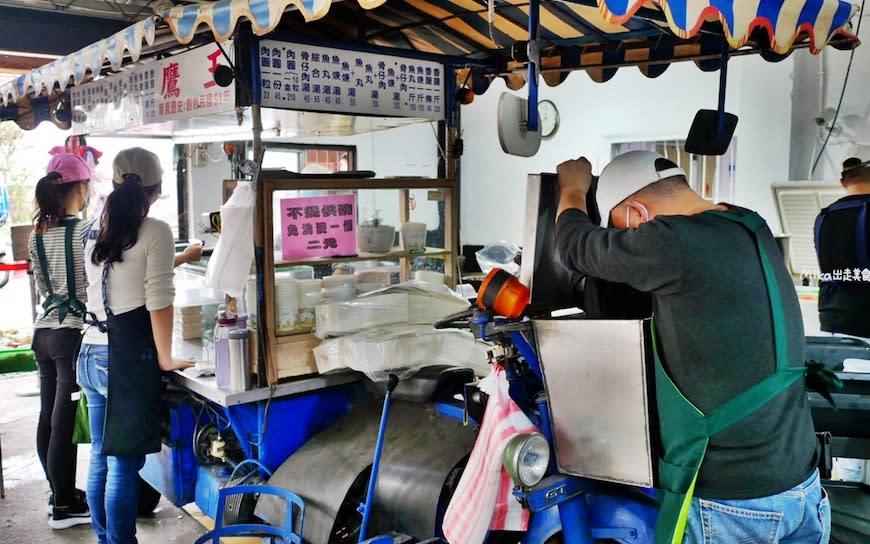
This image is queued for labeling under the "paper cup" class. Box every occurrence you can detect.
[401,222,427,253]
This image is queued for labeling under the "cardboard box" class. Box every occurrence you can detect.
[275,333,320,381]
[11,224,33,262]
[249,330,320,384]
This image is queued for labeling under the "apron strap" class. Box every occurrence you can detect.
[706,210,789,373]
[101,262,114,319]
[34,232,54,300]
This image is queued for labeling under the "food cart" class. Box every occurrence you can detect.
[0,0,862,542]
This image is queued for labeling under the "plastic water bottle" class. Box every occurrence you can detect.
[200,303,220,366]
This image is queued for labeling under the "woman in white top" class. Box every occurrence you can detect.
[30,153,91,529]
[77,147,191,544]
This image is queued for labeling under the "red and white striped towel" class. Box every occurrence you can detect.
[442,365,539,544]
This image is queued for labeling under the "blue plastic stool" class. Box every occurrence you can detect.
[194,484,304,544]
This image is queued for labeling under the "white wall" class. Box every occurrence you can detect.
[790,13,870,182]
[729,55,794,229]
[459,55,795,245]
[186,143,232,249]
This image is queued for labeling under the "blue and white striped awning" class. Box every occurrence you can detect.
[0,0,860,126]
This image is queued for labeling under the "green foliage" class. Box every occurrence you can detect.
[0,121,38,226]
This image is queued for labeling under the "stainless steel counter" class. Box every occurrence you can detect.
[168,368,361,407]
[170,338,360,407]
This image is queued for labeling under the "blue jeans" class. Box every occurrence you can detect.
[685,469,830,543]
[77,343,145,544]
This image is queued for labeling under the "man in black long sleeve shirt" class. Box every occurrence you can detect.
[555,151,825,543]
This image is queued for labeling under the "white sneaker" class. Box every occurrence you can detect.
[49,495,91,530]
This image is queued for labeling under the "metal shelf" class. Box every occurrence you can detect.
[275,247,450,267]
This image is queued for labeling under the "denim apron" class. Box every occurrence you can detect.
[653,210,807,544]
[98,262,163,457]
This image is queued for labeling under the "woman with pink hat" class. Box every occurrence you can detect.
[29,152,93,529]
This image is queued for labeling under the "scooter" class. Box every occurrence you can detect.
[436,268,658,543]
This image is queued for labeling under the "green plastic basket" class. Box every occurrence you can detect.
[0,346,36,374]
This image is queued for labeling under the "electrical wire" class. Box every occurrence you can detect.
[811,0,866,176]
[247,384,275,447]
[228,458,274,484]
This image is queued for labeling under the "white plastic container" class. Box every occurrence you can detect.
[296,278,322,327]
[400,222,427,253]
[358,224,396,253]
[414,270,444,284]
[276,276,299,332]
[245,276,258,329]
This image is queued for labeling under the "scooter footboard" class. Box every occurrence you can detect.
[258,397,475,543]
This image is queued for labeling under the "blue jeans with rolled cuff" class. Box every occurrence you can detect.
[77,343,145,544]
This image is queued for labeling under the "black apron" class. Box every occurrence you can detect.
[98,262,163,457]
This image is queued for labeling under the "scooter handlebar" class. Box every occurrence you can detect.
[433,308,474,330]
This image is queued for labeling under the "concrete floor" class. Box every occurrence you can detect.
[0,371,206,544]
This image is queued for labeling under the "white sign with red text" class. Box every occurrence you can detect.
[71,41,236,134]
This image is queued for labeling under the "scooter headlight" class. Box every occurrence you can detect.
[502,433,550,487]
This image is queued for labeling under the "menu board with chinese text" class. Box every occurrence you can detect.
[259,39,444,120]
[71,41,235,134]
[280,194,357,260]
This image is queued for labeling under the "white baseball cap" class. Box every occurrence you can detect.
[113,147,163,187]
[595,150,686,227]
[842,144,870,172]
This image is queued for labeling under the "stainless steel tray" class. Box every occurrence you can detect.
[534,318,656,488]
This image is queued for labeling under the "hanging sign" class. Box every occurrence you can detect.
[258,39,444,120]
[280,194,357,260]
[70,41,236,134]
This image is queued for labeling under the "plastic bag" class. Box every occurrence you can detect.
[312,324,490,380]
[313,280,470,339]
[72,392,90,444]
[205,183,255,298]
[476,241,521,276]
[442,366,537,543]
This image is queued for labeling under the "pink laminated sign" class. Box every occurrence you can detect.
[280,194,357,260]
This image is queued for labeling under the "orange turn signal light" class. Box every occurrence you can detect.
[477,268,530,318]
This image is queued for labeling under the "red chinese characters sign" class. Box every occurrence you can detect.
[280,194,357,260]
[70,41,236,134]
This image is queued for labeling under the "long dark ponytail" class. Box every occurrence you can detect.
[91,174,158,265]
[33,173,82,233]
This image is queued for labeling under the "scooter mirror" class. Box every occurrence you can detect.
[685,109,738,156]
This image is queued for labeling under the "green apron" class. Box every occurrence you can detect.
[653,210,806,544]
[35,217,86,323]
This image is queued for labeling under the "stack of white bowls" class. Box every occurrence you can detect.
[275,273,299,333]
[322,275,358,301]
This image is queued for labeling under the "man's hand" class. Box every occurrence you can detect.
[557,156,592,218]
[557,156,593,195]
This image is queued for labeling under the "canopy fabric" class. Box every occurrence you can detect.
[0,0,860,127]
